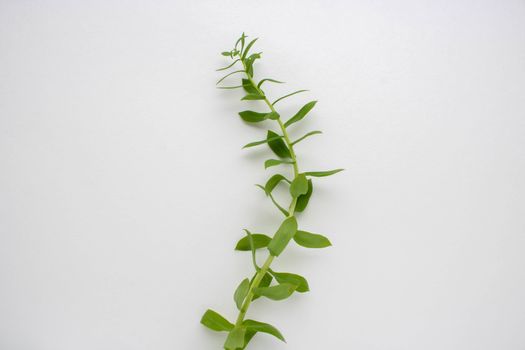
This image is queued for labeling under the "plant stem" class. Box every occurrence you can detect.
[234,59,300,327]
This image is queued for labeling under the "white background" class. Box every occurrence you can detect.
[1,1,524,349]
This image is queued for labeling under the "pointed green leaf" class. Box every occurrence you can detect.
[257,78,285,89]
[240,230,261,270]
[268,216,298,257]
[294,230,332,248]
[201,309,234,332]
[218,85,243,90]
[272,90,309,106]
[221,51,232,56]
[264,174,290,194]
[234,278,250,310]
[241,38,258,60]
[290,174,308,197]
[239,111,268,123]
[284,101,317,127]
[244,53,261,77]
[271,271,309,293]
[243,319,286,342]
[267,130,291,158]
[304,169,344,177]
[217,59,241,71]
[242,93,265,101]
[216,70,245,85]
[235,233,271,251]
[295,179,313,212]
[264,159,294,169]
[291,130,323,145]
[242,79,258,94]
[253,283,297,300]
[252,272,273,301]
[235,33,247,52]
[224,327,246,350]
[242,330,257,349]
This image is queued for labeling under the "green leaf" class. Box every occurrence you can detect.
[234,278,250,310]
[289,174,309,198]
[295,179,313,212]
[270,271,309,293]
[293,230,332,248]
[242,330,257,349]
[241,38,258,60]
[241,93,265,101]
[224,327,246,350]
[239,111,268,123]
[218,85,243,90]
[240,230,261,270]
[242,79,258,94]
[255,184,289,216]
[252,272,273,301]
[264,174,290,194]
[235,233,271,251]
[235,32,247,52]
[243,319,286,342]
[284,101,317,127]
[268,216,298,257]
[291,130,323,145]
[257,78,285,89]
[221,51,232,56]
[272,89,308,105]
[201,309,234,332]
[267,130,291,158]
[217,59,240,71]
[244,53,261,76]
[216,70,245,85]
[264,159,294,169]
[253,283,297,300]
[304,169,344,177]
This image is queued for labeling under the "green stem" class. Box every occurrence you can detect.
[234,58,300,328]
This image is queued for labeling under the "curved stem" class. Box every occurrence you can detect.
[234,59,300,327]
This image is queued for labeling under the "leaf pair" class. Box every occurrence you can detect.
[252,271,309,300]
[234,226,332,252]
[224,320,285,350]
[201,309,285,350]
[235,217,298,258]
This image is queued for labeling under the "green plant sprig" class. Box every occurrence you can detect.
[201,33,343,350]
